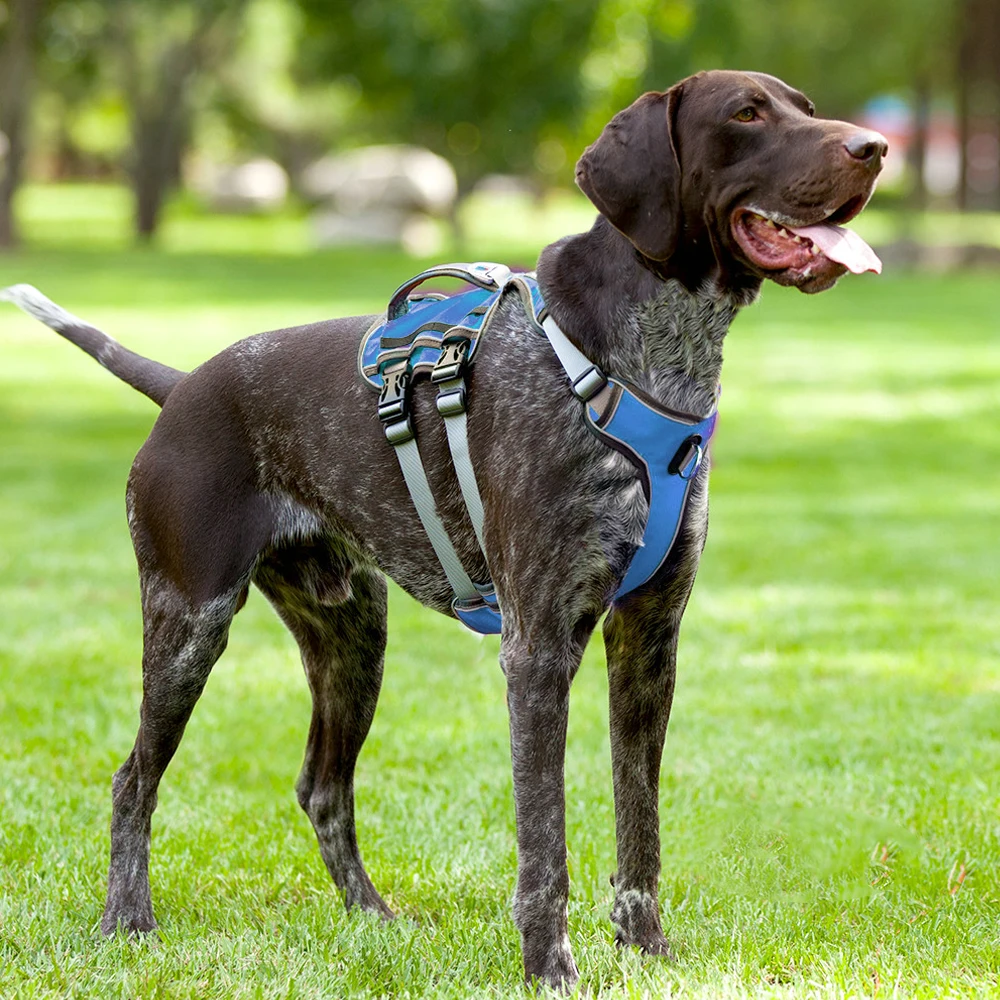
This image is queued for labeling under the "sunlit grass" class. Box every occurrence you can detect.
[1,185,999,997]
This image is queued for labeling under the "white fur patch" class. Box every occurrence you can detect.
[0,284,99,336]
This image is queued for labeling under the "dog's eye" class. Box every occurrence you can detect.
[733,107,758,122]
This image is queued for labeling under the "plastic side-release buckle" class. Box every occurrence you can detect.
[431,340,469,383]
[378,365,414,444]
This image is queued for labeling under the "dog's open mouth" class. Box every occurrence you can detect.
[731,197,881,289]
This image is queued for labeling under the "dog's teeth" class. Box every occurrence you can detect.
[765,218,777,228]
[791,234,803,243]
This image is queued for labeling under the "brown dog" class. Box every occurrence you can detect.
[2,70,884,990]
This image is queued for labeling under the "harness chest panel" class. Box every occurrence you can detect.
[586,384,717,598]
[358,262,718,635]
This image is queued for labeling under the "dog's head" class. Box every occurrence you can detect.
[575,70,886,296]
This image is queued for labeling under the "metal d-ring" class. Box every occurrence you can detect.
[678,443,704,481]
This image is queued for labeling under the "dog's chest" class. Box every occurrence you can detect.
[591,282,736,572]
[628,280,736,411]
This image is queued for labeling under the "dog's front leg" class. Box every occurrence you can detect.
[501,631,587,992]
[603,590,688,958]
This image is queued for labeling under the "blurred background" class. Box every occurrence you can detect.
[0,0,998,259]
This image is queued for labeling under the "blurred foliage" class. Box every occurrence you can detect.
[294,0,601,192]
[1,0,995,242]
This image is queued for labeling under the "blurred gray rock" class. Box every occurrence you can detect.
[189,158,289,212]
[304,145,455,252]
[302,145,456,216]
[311,207,443,256]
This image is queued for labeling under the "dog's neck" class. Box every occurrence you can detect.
[537,216,749,415]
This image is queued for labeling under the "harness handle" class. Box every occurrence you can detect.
[387,262,512,321]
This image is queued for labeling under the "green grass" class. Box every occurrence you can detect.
[1,185,999,998]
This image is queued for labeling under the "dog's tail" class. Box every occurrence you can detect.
[1,284,186,407]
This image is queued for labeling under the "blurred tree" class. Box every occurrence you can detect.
[293,0,601,202]
[39,0,122,179]
[0,0,44,248]
[956,0,1000,209]
[204,0,363,191]
[112,0,251,241]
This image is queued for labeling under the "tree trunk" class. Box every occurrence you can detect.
[131,98,191,243]
[126,38,197,244]
[0,0,41,249]
[956,0,1000,211]
[990,0,1000,211]
[119,2,247,244]
[907,77,931,211]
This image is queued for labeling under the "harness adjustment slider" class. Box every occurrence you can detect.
[383,416,415,445]
[436,386,467,417]
[571,365,608,402]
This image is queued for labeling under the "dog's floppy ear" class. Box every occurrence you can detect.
[575,85,683,262]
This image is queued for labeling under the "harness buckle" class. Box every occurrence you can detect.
[571,365,608,402]
[431,340,469,383]
[377,365,410,423]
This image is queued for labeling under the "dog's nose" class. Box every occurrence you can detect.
[844,129,888,165]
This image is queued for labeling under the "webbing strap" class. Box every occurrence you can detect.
[388,430,480,602]
[541,315,594,384]
[541,314,613,413]
[436,376,488,552]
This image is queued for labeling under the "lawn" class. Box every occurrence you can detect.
[1,186,999,998]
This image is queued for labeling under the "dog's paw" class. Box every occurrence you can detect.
[523,933,580,994]
[614,927,675,960]
[100,910,159,938]
[610,888,674,960]
[526,962,580,996]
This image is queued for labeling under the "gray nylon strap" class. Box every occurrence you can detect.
[541,314,614,417]
[541,315,593,382]
[436,377,488,553]
[389,431,480,601]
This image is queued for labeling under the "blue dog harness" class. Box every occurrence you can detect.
[358,262,717,634]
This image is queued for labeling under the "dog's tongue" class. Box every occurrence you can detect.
[788,222,882,274]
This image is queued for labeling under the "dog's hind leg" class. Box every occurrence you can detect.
[102,427,274,937]
[254,539,393,918]
[102,573,248,935]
